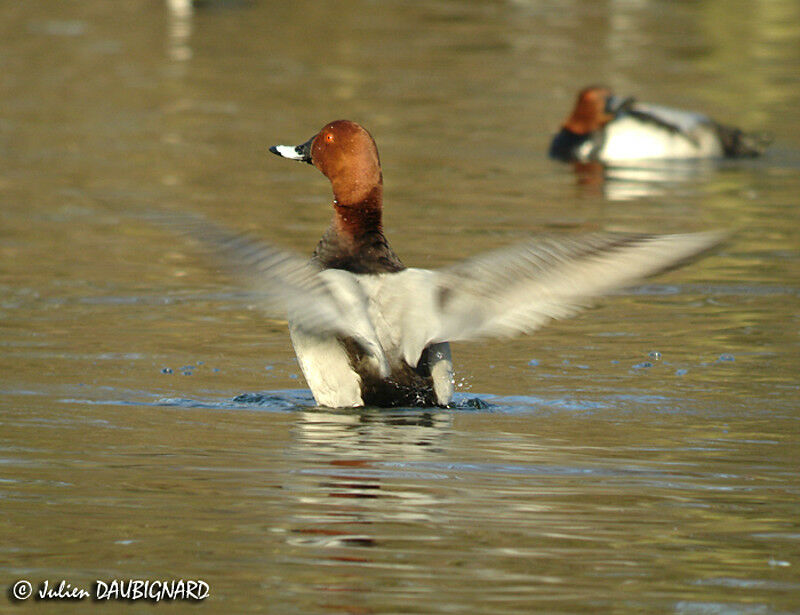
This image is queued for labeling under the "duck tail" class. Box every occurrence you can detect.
[715,123,772,158]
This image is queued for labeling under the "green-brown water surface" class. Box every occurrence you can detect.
[1,1,799,613]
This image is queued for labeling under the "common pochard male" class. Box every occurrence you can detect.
[550,86,770,163]
[188,120,721,408]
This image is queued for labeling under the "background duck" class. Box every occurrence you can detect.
[550,86,771,163]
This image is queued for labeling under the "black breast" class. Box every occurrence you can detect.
[312,226,405,274]
[549,128,592,162]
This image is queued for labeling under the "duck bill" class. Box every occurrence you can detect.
[268,135,314,163]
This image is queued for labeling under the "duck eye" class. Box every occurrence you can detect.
[325,133,335,143]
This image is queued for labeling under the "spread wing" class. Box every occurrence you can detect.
[149,211,722,374]
[145,211,391,376]
[429,232,723,346]
[334,233,722,369]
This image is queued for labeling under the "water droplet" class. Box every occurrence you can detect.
[632,362,653,369]
[675,368,688,376]
[718,353,735,362]
[161,367,173,374]
[648,351,662,361]
[527,359,539,367]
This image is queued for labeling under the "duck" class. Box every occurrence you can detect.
[549,86,770,163]
[170,120,721,408]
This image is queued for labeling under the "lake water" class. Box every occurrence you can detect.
[1,1,799,613]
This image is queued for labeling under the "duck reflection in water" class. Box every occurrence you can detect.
[551,86,770,201]
[284,409,451,546]
[274,408,452,608]
[570,158,721,201]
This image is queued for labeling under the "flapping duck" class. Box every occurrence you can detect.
[173,120,722,408]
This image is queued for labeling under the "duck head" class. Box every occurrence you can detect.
[562,86,632,135]
[270,120,383,213]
